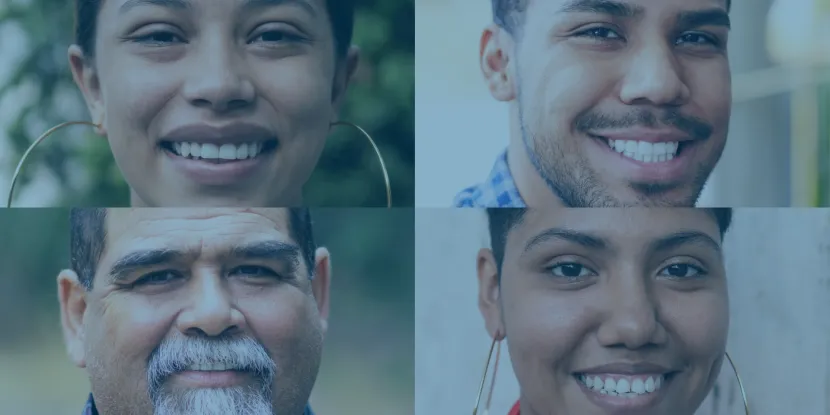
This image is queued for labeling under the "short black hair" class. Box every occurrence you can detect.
[491,0,732,33]
[70,208,317,290]
[487,208,733,273]
[74,0,354,59]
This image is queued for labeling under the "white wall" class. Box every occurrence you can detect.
[415,209,830,414]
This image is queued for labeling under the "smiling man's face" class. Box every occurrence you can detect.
[483,0,732,206]
[59,209,331,415]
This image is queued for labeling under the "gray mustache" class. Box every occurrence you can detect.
[147,335,276,396]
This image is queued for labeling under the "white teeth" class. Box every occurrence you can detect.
[171,141,264,160]
[608,139,680,163]
[579,374,665,397]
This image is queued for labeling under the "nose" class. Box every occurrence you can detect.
[618,42,690,107]
[181,40,256,113]
[175,271,244,337]
[596,271,667,349]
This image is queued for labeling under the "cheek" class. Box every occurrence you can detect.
[241,290,321,355]
[662,290,729,358]
[253,58,333,125]
[684,60,732,126]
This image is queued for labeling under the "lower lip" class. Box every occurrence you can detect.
[591,136,697,183]
[163,148,269,186]
[173,370,249,388]
[575,375,669,413]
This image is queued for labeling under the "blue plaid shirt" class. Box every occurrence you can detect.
[82,394,315,414]
[453,150,526,207]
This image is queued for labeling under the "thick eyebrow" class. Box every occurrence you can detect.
[229,240,302,276]
[119,0,317,16]
[524,228,608,253]
[676,9,731,29]
[119,0,191,14]
[648,231,722,257]
[559,0,644,18]
[108,248,182,284]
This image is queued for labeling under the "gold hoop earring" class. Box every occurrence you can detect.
[6,121,100,208]
[473,336,503,415]
[6,120,393,208]
[329,121,392,208]
[471,340,750,415]
[725,351,750,415]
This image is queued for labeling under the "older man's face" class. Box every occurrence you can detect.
[62,209,327,415]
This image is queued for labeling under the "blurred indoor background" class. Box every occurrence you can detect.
[416,0,830,207]
[0,0,414,207]
[415,208,830,414]
[0,208,415,415]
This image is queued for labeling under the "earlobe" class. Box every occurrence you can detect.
[480,25,516,102]
[477,248,506,341]
[57,269,88,368]
[330,46,360,122]
[68,45,107,136]
[311,247,332,335]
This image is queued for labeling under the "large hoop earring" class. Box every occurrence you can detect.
[472,340,750,415]
[6,121,100,208]
[329,121,392,208]
[6,120,393,208]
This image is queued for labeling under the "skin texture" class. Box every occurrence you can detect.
[480,0,732,207]
[58,208,331,415]
[478,209,729,415]
[69,0,359,207]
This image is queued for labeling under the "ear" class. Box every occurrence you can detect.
[311,247,332,335]
[477,248,506,340]
[68,45,107,135]
[58,269,89,368]
[480,24,516,102]
[330,46,360,123]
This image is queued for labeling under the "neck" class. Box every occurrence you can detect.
[507,107,565,208]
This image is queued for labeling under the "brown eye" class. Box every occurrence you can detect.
[229,265,280,278]
[135,270,181,285]
[659,263,705,278]
[548,262,596,279]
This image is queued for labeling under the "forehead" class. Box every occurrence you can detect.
[506,208,720,249]
[104,208,293,253]
[99,0,327,18]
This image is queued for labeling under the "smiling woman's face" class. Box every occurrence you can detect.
[69,0,357,207]
[478,209,729,415]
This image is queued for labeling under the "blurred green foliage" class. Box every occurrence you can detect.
[0,0,414,207]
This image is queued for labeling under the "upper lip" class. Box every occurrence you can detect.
[575,362,675,375]
[160,122,277,145]
[591,128,693,143]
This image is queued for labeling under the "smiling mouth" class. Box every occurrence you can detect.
[575,372,672,397]
[160,140,278,164]
[597,137,692,164]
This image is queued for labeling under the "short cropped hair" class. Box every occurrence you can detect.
[75,0,354,59]
[487,208,733,273]
[491,0,732,33]
[70,208,317,290]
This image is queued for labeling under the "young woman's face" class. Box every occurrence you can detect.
[478,209,729,415]
[70,0,356,207]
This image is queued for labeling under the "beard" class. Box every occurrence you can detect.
[153,386,273,415]
[147,335,277,415]
[517,93,717,207]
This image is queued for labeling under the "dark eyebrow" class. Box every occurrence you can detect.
[119,0,191,14]
[524,228,608,253]
[241,0,317,16]
[119,0,316,16]
[108,248,182,284]
[229,240,302,276]
[649,231,722,257]
[676,9,731,29]
[559,0,644,18]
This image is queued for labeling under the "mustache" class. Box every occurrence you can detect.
[575,109,713,140]
[147,335,276,396]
